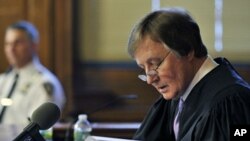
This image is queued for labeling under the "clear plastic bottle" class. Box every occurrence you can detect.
[40,127,53,141]
[74,114,92,141]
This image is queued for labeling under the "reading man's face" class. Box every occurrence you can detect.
[134,37,195,100]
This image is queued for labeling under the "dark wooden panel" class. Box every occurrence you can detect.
[53,0,73,118]
[26,0,54,71]
[0,0,27,72]
[72,67,160,122]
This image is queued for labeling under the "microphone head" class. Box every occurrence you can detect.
[31,102,61,130]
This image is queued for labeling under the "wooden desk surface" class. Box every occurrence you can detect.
[53,122,140,141]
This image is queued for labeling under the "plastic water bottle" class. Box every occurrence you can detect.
[74,114,92,141]
[40,127,53,141]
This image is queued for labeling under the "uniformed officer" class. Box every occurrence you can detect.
[0,21,65,127]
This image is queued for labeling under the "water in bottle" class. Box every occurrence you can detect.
[74,114,92,141]
[40,127,53,141]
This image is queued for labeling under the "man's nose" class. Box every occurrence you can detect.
[146,71,158,84]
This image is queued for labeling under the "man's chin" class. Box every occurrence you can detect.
[161,93,173,100]
[161,92,179,100]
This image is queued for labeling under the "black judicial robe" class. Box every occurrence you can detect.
[133,58,250,141]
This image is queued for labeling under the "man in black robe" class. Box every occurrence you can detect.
[127,7,250,141]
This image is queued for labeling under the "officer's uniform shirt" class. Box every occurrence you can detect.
[0,59,65,127]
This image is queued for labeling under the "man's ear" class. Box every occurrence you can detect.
[31,42,38,54]
[187,50,195,61]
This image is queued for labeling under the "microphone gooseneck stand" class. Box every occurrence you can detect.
[13,122,45,141]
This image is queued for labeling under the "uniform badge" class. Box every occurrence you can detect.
[20,83,31,94]
[43,82,54,96]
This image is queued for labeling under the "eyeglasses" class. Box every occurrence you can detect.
[138,51,171,82]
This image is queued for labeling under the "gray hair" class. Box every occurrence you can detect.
[127,7,207,58]
[6,20,39,44]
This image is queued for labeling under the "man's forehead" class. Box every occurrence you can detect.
[5,29,29,41]
[135,44,167,67]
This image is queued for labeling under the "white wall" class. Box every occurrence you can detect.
[77,0,250,63]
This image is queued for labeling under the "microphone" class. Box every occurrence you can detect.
[13,102,61,141]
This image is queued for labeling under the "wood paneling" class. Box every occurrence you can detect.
[72,67,160,122]
[0,0,27,72]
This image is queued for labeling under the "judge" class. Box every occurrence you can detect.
[127,7,250,141]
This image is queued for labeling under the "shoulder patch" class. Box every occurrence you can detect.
[43,82,54,96]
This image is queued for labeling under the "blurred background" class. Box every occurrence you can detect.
[0,0,250,125]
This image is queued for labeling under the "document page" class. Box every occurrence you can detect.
[86,135,139,141]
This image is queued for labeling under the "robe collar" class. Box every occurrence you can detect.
[181,55,219,101]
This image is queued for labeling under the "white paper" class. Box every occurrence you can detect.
[86,135,140,141]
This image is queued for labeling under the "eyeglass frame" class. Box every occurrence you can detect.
[138,50,171,82]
